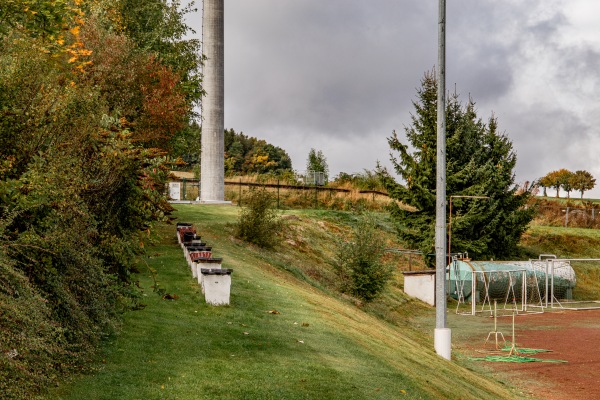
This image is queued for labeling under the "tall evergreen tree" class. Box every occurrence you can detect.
[380,71,535,262]
[306,148,329,182]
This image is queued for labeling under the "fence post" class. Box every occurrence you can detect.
[238,178,242,207]
[565,207,569,227]
[277,178,280,209]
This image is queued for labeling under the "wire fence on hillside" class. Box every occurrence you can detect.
[536,205,600,229]
[169,178,391,211]
[168,178,600,228]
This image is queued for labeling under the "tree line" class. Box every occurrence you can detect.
[538,169,596,199]
[224,128,292,175]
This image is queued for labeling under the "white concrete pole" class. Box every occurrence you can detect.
[434,0,451,360]
[201,0,225,201]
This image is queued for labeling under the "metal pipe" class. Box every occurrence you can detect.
[551,259,555,308]
[545,259,549,308]
[471,270,476,316]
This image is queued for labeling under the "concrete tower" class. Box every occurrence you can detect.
[201,0,225,201]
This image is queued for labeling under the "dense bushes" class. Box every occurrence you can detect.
[334,214,394,302]
[235,190,284,248]
[0,1,199,398]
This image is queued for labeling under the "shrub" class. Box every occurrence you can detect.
[334,214,394,302]
[235,189,284,248]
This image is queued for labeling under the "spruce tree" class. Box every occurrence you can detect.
[381,71,535,262]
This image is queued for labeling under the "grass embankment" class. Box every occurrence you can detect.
[521,224,600,300]
[49,205,520,400]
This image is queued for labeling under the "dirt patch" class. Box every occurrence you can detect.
[455,310,600,400]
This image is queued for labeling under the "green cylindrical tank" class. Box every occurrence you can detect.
[448,259,576,302]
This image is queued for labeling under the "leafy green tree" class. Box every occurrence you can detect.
[0,0,69,39]
[537,176,549,197]
[560,170,575,199]
[539,171,560,198]
[113,0,202,162]
[380,71,534,262]
[223,129,292,175]
[264,143,292,171]
[570,170,596,199]
[170,120,201,169]
[117,0,203,104]
[306,148,329,182]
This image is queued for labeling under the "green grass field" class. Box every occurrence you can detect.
[521,223,600,300]
[48,205,522,400]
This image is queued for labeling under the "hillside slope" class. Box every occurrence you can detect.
[50,205,522,400]
[520,223,600,300]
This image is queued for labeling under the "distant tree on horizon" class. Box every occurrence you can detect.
[223,129,292,175]
[306,148,329,182]
[539,169,573,198]
[570,170,596,199]
[561,170,575,199]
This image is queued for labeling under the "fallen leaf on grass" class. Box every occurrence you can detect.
[243,332,250,335]
[162,293,179,300]
[301,322,309,327]
[297,340,304,344]
[5,349,18,359]
[267,309,281,314]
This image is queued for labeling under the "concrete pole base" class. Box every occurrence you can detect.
[434,328,452,360]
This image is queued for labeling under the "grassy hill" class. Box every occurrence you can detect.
[48,204,523,400]
[520,222,600,300]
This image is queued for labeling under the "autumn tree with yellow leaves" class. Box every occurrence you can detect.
[223,128,292,176]
[0,2,202,398]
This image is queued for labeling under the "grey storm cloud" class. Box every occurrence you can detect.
[223,0,436,139]
[185,0,600,194]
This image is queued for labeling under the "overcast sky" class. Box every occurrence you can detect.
[185,0,600,197]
